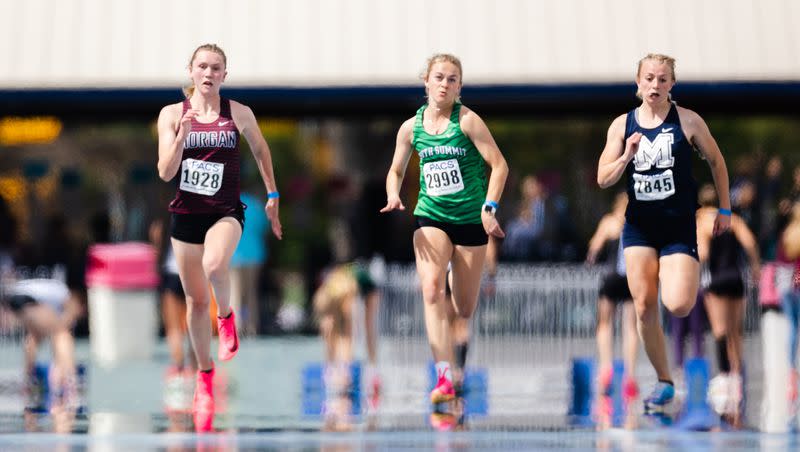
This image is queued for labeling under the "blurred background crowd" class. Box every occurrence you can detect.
[2,120,800,338]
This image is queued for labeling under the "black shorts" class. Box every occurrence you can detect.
[160,273,185,298]
[170,204,245,244]
[706,271,745,298]
[598,272,632,303]
[415,216,488,247]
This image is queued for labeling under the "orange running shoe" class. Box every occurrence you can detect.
[193,368,215,432]
[430,372,455,404]
[217,310,239,361]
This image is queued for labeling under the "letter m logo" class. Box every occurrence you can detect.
[633,133,675,171]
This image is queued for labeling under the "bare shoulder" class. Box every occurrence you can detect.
[459,104,477,118]
[158,102,183,120]
[228,100,258,133]
[229,99,255,118]
[676,105,706,132]
[459,105,492,139]
[157,102,183,130]
[608,113,627,132]
[458,104,483,128]
[397,116,416,141]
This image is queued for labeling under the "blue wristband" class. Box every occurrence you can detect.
[718,208,731,216]
[267,191,280,199]
[483,200,498,215]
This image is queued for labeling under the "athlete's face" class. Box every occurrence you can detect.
[189,50,227,95]
[425,62,462,105]
[636,60,675,105]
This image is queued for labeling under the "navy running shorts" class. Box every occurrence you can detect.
[622,214,698,260]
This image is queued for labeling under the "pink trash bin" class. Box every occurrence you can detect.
[86,242,159,366]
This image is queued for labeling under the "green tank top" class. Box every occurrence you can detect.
[412,102,487,224]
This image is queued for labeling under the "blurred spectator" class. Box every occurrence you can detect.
[312,261,382,429]
[149,215,195,373]
[757,155,783,260]
[0,198,18,336]
[38,214,87,337]
[730,155,759,235]
[501,174,568,261]
[732,179,757,234]
[777,201,800,405]
[697,183,760,424]
[1,213,85,421]
[790,164,800,203]
[0,195,16,273]
[303,174,358,333]
[585,191,639,402]
[230,191,271,336]
[90,211,112,244]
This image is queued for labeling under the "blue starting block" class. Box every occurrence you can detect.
[426,362,488,416]
[568,357,595,424]
[301,362,362,416]
[26,362,86,415]
[675,357,719,431]
[569,357,593,420]
[569,358,633,427]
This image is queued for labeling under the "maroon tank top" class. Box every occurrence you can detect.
[168,98,241,214]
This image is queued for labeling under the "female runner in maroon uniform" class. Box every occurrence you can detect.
[157,43,282,431]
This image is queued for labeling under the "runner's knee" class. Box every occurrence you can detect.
[419,276,445,305]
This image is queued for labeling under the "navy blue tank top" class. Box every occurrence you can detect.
[624,103,698,218]
[169,98,241,215]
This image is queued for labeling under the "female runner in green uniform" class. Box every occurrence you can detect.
[381,54,508,404]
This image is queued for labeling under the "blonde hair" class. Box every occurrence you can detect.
[635,53,676,100]
[183,43,227,99]
[421,53,463,102]
[313,266,358,332]
[421,53,463,81]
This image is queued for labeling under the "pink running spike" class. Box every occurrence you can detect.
[430,374,455,404]
[193,367,215,432]
[217,310,239,361]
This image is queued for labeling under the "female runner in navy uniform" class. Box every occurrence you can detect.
[597,53,732,413]
[157,43,282,431]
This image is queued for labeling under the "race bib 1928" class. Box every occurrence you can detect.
[180,158,224,196]
[633,169,675,201]
[423,158,464,197]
